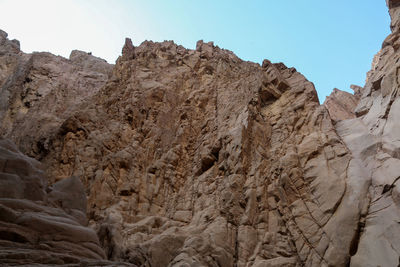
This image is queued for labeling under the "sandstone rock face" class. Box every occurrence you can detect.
[324,88,360,121]
[336,1,400,266]
[32,39,359,266]
[0,33,112,160]
[0,1,399,266]
[0,138,134,266]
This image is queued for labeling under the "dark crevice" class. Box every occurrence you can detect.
[211,145,221,162]
[349,222,363,256]
[35,137,51,160]
[98,224,115,260]
[0,231,29,243]
[259,86,278,107]
[197,150,219,175]
[382,175,400,194]
[119,189,133,196]
[234,226,239,267]
[349,210,367,258]
[372,76,383,91]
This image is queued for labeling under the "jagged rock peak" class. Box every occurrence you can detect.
[350,84,363,97]
[324,88,360,122]
[0,29,112,159]
[0,29,20,53]
[25,26,355,266]
[387,0,400,9]
[121,37,135,60]
[386,0,400,32]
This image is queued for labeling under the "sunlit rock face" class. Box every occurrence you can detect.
[0,30,112,160]
[337,1,400,266]
[1,1,400,266]
[2,36,358,266]
[39,39,359,266]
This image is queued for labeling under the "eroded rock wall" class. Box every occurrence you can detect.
[324,87,360,122]
[21,37,364,267]
[334,1,400,266]
[0,138,134,266]
[0,30,112,160]
[0,1,399,266]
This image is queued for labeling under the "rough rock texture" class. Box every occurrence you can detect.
[1,1,400,266]
[0,138,134,266]
[335,1,400,266]
[32,39,360,267]
[0,30,112,160]
[323,87,360,121]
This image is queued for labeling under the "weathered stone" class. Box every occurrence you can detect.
[0,38,112,160]
[0,138,135,266]
[324,88,360,121]
[0,1,399,265]
[17,34,357,266]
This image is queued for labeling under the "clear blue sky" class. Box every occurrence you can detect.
[0,0,391,102]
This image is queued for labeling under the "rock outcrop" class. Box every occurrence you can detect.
[1,1,400,266]
[324,87,360,121]
[38,40,357,266]
[0,138,134,266]
[335,1,400,266]
[0,30,112,160]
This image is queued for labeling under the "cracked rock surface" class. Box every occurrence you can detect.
[0,29,112,160]
[337,1,400,266]
[324,87,360,122]
[1,36,360,266]
[1,1,400,266]
[40,39,358,266]
[0,138,134,266]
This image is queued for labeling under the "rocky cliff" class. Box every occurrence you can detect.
[0,138,133,266]
[0,29,112,160]
[336,1,400,265]
[323,86,360,122]
[0,1,399,266]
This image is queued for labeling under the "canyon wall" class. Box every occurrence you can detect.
[1,1,399,266]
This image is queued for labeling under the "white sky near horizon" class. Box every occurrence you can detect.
[0,0,391,101]
[0,0,134,62]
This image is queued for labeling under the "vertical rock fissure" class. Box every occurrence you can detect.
[234,225,239,267]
